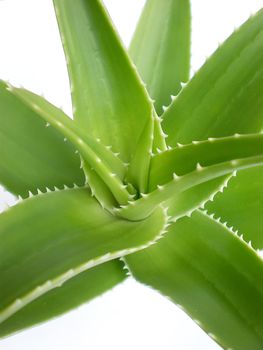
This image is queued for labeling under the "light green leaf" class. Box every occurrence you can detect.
[130,0,191,115]
[125,210,263,350]
[53,0,153,167]
[152,114,167,153]
[149,133,263,189]
[0,81,84,197]
[125,118,153,193]
[162,9,263,145]
[149,133,263,219]
[0,260,126,338]
[206,166,263,249]
[0,188,167,336]
[83,161,118,212]
[117,133,263,220]
[10,86,132,205]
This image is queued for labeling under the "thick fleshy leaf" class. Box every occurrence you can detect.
[148,134,263,220]
[125,118,154,193]
[0,188,167,336]
[206,166,263,249]
[0,81,84,197]
[53,0,153,167]
[130,0,191,115]
[162,9,263,145]
[152,114,167,153]
[125,210,263,350]
[10,86,132,205]
[0,260,126,338]
[83,161,118,212]
[118,156,263,221]
[117,133,263,220]
[149,133,263,189]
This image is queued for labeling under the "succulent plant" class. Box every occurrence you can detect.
[1,0,263,349]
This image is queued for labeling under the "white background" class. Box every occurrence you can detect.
[0,1,262,349]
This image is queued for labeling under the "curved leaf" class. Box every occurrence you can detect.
[0,188,167,336]
[0,260,126,338]
[149,133,263,189]
[117,133,263,220]
[125,118,153,193]
[118,156,263,220]
[83,161,118,212]
[162,9,263,145]
[130,0,191,115]
[152,114,167,153]
[0,81,84,197]
[9,86,132,205]
[53,0,153,168]
[206,166,263,249]
[125,210,263,350]
[148,134,263,220]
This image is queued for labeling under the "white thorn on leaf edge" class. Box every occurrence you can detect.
[160,131,168,138]
[173,173,180,180]
[180,82,187,89]
[17,195,23,202]
[155,115,162,122]
[205,211,262,258]
[196,162,203,171]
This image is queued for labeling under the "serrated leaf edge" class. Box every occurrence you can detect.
[0,206,170,324]
[117,155,263,220]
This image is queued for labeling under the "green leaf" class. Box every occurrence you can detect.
[149,133,263,219]
[152,114,167,153]
[117,133,263,220]
[9,86,132,205]
[149,133,263,189]
[0,188,167,336]
[83,161,118,212]
[0,81,84,197]
[125,210,263,350]
[130,0,191,115]
[0,260,126,338]
[125,118,154,193]
[162,9,263,146]
[206,166,263,249]
[53,0,153,167]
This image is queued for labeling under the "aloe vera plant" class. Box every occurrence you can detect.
[1,0,263,349]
